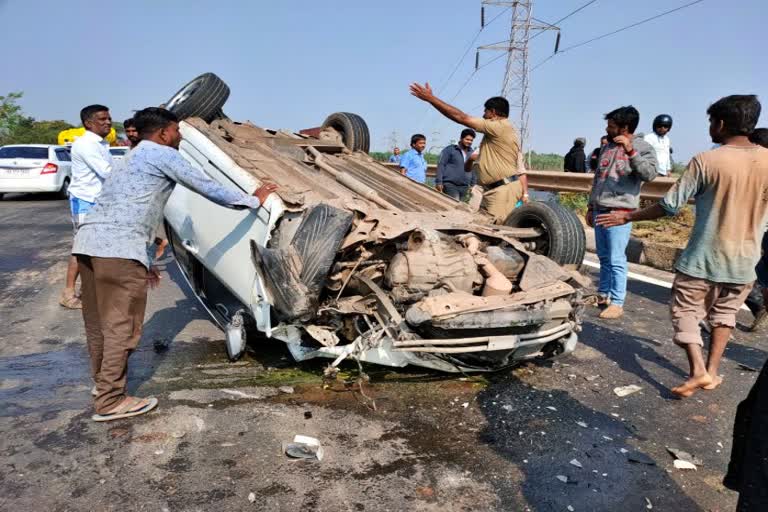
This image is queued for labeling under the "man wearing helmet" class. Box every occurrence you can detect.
[644,115,673,176]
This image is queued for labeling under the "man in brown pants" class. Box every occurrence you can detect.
[597,95,768,398]
[73,107,277,421]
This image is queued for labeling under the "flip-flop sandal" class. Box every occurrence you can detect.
[92,396,158,422]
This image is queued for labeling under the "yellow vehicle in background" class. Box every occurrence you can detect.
[57,127,118,146]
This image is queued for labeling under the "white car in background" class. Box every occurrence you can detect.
[0,144,72,200]
[109,146,130,161]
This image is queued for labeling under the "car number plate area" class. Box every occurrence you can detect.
[0,168,31,177]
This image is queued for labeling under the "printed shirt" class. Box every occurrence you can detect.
[469,117,520,185]
[588,139,657,210]
[73,140,261,269]
[68,130,113,202]
[399,149,427,183]
[660,145,768,283]
[643,133,671,175]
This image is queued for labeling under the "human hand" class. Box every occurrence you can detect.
[409,82,434,102]
[147,266,162,289]
[613,135,634,154]
[254,183,278,205]
[522,193,530,204]
[154,238,168,261]
[436,184,444,192]
[595,210,631,227]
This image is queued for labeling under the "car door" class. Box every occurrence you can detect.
[165,124,283,320]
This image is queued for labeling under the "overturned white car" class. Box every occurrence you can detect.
[162,73,588,372]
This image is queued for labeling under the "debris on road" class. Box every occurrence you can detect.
[673,459,697,470]
[627,451,656,465]
[613,385,643,397]
[284,435,324,461]
[645,497,653,509]
[569,459,583,468]
[737,363,759,372]
[556,475,569,483]
[278,386,295,394]
[584,375,600,382]
[248,492,256,503]
[576,421,588,428]
[666,447,703,466]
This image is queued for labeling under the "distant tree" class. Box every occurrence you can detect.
[0,92,26,140]
[3,119,75,145]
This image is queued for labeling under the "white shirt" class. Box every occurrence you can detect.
[69,130,113,202]
[643,132,671,175]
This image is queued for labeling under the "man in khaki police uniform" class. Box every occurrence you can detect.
[409,82,528,222]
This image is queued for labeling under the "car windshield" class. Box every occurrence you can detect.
[0,147,49,159]
[110,148,128,155]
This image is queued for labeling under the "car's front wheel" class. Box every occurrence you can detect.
[504,200,586,267]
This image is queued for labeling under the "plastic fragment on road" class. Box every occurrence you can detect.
[613,385,642,397]
[666,447,703,466]
[576,421,588,428]
[546,406,557,411]
[556,475,568,483]
[248,492,256,503]
[645,497,653,509]
[673,459,697,470]
[627,451,656,465]
[284,435,324,461]
[568,506,575,511]
[569,459,583,468]
[278,386,295,394]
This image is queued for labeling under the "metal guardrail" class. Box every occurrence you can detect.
[381,162,677,201]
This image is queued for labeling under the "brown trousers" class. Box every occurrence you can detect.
[481,180,523,224]
[77,256,148,414]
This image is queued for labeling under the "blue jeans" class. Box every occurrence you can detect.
[594,221,632,306]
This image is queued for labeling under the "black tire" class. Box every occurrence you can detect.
[504,201,586,267]
[57,177,70,200]
[321,112,370,153]
[165,73,230,123]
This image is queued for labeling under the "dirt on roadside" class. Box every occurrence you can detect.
[631,207,694,249]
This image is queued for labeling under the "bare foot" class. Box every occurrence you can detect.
[702,375,723,390]
[671,373,714,398]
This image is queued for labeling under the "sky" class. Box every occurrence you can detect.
[0,0,766,162]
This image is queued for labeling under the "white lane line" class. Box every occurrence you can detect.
[581,259,751,311]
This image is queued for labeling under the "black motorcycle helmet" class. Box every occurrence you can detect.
[653,114,673,130]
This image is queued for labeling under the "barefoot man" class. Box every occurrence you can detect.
[597,95,768,397]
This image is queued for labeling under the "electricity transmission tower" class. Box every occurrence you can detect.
[477,1,558,150]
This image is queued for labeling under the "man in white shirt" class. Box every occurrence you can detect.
[643,114,673,176]
[60,105,114,309]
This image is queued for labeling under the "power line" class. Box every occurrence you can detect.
[529,0,599,42]
[433,6,512,97]
[557,0,706,54]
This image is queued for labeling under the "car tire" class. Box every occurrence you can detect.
[165,73,230,123]
[504,200,586,267]
[321,112,370,153]
[58,178,70,200]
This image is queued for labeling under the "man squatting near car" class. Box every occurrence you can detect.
[72,107,278,421]
[587,106,658,320]
[409,82,530,222]
[61,105,115,309]
[436,128,476,200]
[597,95,768,398]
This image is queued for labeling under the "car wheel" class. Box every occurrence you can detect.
[165,73,230,123]
[58,178,70,200]
[504,200,586,267]
[321,112,370,153]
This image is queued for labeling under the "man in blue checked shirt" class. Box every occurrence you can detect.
[72,107,277,422]
[399,134,428,183]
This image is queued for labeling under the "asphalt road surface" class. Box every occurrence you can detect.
[1,195,764,512]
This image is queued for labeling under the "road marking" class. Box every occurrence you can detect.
[582,259,751,312]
